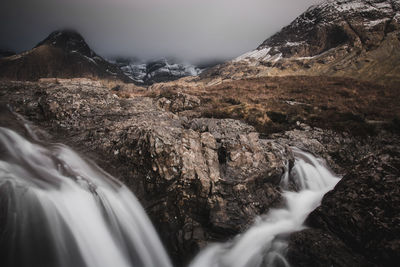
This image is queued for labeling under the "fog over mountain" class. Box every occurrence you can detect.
[0,0,321,63]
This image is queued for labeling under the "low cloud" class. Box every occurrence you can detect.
[0,0,321,63]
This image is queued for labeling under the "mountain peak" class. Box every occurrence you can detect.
[202,0,400,87]
[0,29,132,82]
[233,0,399,62]
[36,29,93,57]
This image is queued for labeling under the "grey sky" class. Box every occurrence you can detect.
[0,0,322,63]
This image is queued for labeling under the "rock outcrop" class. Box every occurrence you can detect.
[299,139,400,266]
[0,80,292,265]
[0,78,399,266]
[270,124,400,267]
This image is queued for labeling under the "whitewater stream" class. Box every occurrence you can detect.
[190,147,340,267]
[0,127,172,267]
[0,125,340,267]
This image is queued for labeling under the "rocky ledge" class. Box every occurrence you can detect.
[0,79,398,266]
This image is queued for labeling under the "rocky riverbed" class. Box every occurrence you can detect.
[0,78,398,266]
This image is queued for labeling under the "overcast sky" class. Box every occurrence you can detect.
[0,0,322,63]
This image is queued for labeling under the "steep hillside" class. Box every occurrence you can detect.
[0,49,15,58]
[0,30,131,82]
[201,0,400,87]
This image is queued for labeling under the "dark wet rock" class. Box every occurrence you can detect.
[272,124,400,267]
[287,229,375,267]
[304,145,400,266]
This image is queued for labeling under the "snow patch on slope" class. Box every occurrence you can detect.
[116,58,202,84]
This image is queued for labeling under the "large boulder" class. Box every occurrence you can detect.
[271,125,400,267]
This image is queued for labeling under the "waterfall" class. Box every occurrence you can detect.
[189,147,340,267]
[0,123,341,267]
[0,127,172,267]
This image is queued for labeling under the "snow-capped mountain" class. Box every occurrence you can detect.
[115,58,202,85]
[0,30,131,82]
[236,0,400,62]
[203,0,400,87]
[0,30,203,84]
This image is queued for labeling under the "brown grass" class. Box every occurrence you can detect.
[148,76,400,135]
[112,75,399,135]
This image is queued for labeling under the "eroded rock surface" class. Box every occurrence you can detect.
[0,79,399,266]
[272,125,400,267]
[0,80,291,265]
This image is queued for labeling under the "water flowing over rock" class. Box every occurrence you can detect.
[0,80,293,265]
[0,127,172,267]
[274,127,400,267]
[297,148,400,266]
[189,147,341,267]
[0,78,399,266]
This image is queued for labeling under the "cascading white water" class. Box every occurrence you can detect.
[0,123,341,267]
[0,127,172,267]
[189,147,340,267]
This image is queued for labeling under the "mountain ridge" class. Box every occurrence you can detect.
[200,0,400,87]
[115,57,202,85]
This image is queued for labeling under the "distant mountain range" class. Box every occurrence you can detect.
[114,57,203,85]
[1,0,399,87]
[0,31,206,84]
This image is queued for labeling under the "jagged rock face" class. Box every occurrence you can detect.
[202,0,400,87]
[0,79,399,266]
[270,125,400,267]
[287,229,374,267]
[116,58,202,84]
[256,0,400,58]
[304,145,400,266]
[0,30,131,82]
[0,80,291,266]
